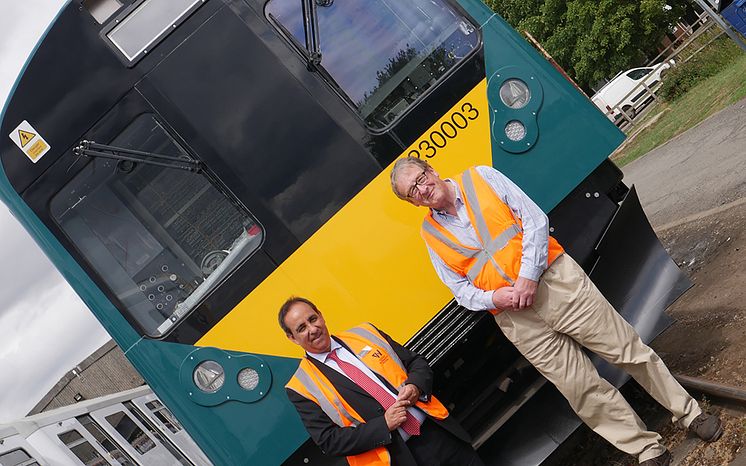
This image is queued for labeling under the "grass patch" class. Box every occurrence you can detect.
[612,40,746,167]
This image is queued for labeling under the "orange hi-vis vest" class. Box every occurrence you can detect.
[286,323,449,466]
[422,167,564,314]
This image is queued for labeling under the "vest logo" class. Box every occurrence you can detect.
[369,349,389,364]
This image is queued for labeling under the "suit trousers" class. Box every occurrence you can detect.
[407,419,484,466]
[493,254,701,463]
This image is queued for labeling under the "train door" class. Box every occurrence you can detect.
[89,403,186,465]
[129,394,211,466]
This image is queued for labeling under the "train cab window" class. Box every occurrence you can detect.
[51,114,263,337]
[104,412,155,455]
[266,0,479,129]
[0,448,40,466]
[58,431,112,466]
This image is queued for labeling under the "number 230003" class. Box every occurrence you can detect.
[408,102,479,159]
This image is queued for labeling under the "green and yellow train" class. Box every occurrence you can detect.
[0,0,689,464]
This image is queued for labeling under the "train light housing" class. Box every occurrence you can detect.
[181,347,272,406]
[487,66,544,153]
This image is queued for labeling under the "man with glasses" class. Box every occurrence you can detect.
[389,157,721,466]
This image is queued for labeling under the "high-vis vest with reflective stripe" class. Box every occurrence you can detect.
[422,167,564,314]
[286,323,449,466]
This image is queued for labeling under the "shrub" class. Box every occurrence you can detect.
[659,37,743,101]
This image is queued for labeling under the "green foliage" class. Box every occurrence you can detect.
[485,0,682,88]
[659,37,743,101]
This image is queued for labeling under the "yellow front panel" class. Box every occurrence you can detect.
[198,80,492,357]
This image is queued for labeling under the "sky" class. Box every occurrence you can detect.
[0,0,110,422]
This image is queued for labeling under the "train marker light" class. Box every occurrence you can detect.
[238,368,260,391]
[505,121,527,142]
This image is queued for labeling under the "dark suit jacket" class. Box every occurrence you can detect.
[286,327,471,466]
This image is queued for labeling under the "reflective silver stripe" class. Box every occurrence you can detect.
[487,223,522,253]
[422,221,479,258]
[345,326,405,371]
[461,170,492,245]
[465,223,521,284]
[465,251,512,285]
[489,255,515,285]
[294,366,360,427]
[461,170,522,286]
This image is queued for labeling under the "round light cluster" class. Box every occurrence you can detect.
[499,79,531,109]
[238,368,260,391]
[193,360,225,393]
[505,120,527,142]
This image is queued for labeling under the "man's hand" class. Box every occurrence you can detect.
[492,287,515,310]
[384,400,410,431]
[512,277,538,310]
[397,384,421,405]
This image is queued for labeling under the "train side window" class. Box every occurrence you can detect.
[0,448,40,466]
[104,412,155,455]
[266,0,480,130]
[124,402,190,465]
[51,114,263,337]
[79,415,137,466]
[58,430,112,466]
[83,0,123,24]
[145,400,183,433]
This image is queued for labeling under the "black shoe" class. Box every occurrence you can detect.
[688,413,723,442]
[640,449,671,466]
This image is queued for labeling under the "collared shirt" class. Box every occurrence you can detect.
[308,339,427,441]
[426,165,550,311]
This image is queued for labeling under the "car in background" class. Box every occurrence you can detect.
[591,60,675,123]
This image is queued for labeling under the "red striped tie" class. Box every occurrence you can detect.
[327,349,421,436]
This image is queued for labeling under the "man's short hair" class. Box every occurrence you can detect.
[390,156,431,200]
[278,296,320,335]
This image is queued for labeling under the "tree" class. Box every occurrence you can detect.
[486,0,683,89]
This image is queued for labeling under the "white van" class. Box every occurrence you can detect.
[591,61,674,122]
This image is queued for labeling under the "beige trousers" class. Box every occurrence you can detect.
[494,254,701,463]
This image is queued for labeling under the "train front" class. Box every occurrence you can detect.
[0,0,689,464]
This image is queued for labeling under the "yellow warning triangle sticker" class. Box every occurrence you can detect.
[18,129,35,148]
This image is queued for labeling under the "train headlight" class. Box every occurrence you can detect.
[193,360,225,393]
[499,79,531,109]
[238,368,260,391]
[505,121,527,142]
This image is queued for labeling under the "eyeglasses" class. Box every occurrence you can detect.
[406,169,429,199]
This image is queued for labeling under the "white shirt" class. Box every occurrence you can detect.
[426,165,551,311]
[308,339,427,441]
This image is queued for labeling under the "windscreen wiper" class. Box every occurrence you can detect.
[73,140,202,173]
[301,0,322,67]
